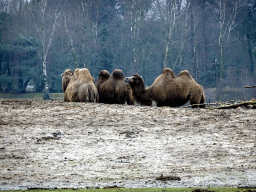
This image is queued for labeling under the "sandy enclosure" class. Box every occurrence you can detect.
[0,99,255,190]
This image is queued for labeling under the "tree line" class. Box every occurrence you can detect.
[0,0,255,101]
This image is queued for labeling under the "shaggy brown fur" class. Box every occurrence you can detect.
[95,70,111,103]
[95,70,111,90]
[61,69,74,93]
[64,68,99,102]
[98,69,134,105]
[125,68,205,108]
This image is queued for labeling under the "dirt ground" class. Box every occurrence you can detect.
[0,98,255,190]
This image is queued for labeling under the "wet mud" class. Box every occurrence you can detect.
[0,99,255,190]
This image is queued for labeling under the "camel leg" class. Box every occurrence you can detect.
[190,96,201,108]
[199,95,206,108]
[157,101,163,107]
[190,94,205,108]
[126,95,135,105]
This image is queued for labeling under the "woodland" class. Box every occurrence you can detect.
[0,0,255,101]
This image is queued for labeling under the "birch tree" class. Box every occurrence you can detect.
[215,0,239,99]
[162,0,178,68]
[130,0,141,72]
[60,1,91,68]
[81,1,90,67]
[20,0,61,100]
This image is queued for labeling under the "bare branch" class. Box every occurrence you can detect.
[27,4,44,48]
[225,1,238,44]
[63,12,79,67]
[18,33,42,60]
[45,10,61,57]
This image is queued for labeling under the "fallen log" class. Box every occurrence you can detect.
[184,100,256,109]
[214,101,256,109]
[184,100,237,108]
[244,85,256,88]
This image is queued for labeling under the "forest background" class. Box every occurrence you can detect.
[0,0,255,101]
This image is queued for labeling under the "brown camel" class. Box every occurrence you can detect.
[95,70,111,90]
[61,69,74,93]
[95,70,111,103]
[98,69,134,105]
[64,68,99,102]
[125,68,205,108]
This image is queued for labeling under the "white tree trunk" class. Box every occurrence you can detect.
[42,55,50,100]
[163,1,176,69]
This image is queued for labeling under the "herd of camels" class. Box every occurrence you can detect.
[61,68,205,108]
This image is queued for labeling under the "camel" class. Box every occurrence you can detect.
[64,68,99,102]
[98,69,134,105]
[125,68,205,108]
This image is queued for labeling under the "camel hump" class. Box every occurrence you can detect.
[80,68,90,76]
[79,68,94,82]
[70,68,81,82]
[99,70,110,80]
[177,70,193,79]
[162,68,175,78]
[112,69,124,80]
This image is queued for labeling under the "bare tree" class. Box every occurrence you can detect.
[130,0,141,72]
[215,0,239,99]
[81,1,90,67]
[162,0,178,68]
[154,0,185,70]
[62,10,79,67]
[19,0,61,100]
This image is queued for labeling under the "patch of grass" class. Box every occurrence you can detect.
[0,93,63,101]
[2,188,256,192]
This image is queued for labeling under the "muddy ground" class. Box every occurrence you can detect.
[0,98,255,190]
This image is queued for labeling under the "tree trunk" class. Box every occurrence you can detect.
[246,33,255,75]
[189,1,197,81]
[163,1,176,69]
[42,56,50,100]
[216,0,225,100]
[142,45,146,82]
[201,0,208,82]
[131,0,138,72]
[81,2,89,67]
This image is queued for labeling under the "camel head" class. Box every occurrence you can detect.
[125,74,145,90]
[61,69,74,77]
[125,74,152,106]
